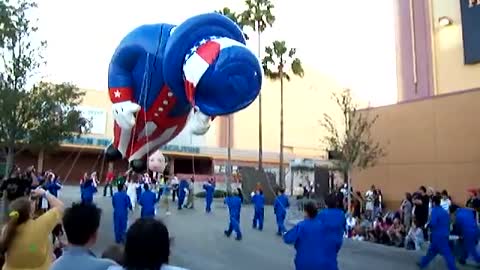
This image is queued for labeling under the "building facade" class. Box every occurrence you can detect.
[395,0,480,101]
[15,67,341,183]
[354,0,480,207]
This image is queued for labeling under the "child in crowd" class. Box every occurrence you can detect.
[387,217,405,247]
[405,220,425,251]
[346,213,356,238]
[368,216,392,244]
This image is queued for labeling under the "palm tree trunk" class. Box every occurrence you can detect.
[226,115,232,193]
[279,70,284,188]
[257,24,263,172]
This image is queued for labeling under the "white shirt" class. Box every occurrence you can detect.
[346,217,356,228]
[171,177,179,185]
[365,190,374,202]
[293,186,303,196]
[126,182,138,195]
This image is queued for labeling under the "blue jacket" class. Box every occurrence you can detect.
[46,180,62,197]
[178,180,189,197]
[316,208,346,238]
[203,184,215,198]
[316,208,346,261]
[274,194,290,215]
[139,190,157,217]
[225,196,241,220]
[429,206,451,239]
[112,191,132,217]
[252,193,265,210]
[455,207,479,235]
[284,218,333,270]
[81,180,97,203]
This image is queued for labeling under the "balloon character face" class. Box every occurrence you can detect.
[148,150,166,173]
[105,13,262,173]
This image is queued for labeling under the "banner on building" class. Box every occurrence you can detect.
[77,106,107,135]
[460,0,480,64]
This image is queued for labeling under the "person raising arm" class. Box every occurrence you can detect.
[1,187,64,270]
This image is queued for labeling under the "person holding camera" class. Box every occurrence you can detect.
[0,187,64,270]
[0,166,38,221]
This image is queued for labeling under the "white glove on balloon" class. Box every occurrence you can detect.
[112,101,141,129]
[190,107,211,135]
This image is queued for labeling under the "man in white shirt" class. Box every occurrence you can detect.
[170,175,179,202]
[365,185,376,220]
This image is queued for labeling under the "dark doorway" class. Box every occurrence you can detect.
[314,166,330,200]
[173,157,213,175]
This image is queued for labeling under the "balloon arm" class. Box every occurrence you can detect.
[108,87,134,103]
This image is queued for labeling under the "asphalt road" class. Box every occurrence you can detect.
[49,186,477,270]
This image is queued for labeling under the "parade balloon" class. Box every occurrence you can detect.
[104,13,262,173]
[147,150,166,173]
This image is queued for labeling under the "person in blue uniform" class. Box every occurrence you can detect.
[112,183,132,243]
[139,183,158,218]
[450,204,480,266]
[203,180,216,213]
[177,178,189,210]
[45,174,62,197]
[274,188,290,235]
[224,190,242,240]
[284,201,326,270]
[80,178,97,204]
[135,178,143,203]
[418,195,457,270]
[251,189,265,230]
[315,194,346,270]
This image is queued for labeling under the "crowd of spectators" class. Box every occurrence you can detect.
[0,165,187,270]
[335,184,480,252]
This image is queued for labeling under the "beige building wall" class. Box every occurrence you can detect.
[431,0,480,94]
[353,89,480,207]
[233,67,343,158]
[79,89,114,138]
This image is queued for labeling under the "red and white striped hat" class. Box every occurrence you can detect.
[183,36,250,105]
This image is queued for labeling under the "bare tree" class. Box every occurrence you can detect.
[320,89,385,210]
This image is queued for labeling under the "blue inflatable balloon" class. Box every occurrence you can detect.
[105,13,262,172]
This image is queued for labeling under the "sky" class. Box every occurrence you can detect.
[34,0,398,107]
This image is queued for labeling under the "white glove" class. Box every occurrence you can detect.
[112,101,141,129]
[189,107,211,135]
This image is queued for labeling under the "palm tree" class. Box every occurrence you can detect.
[239,0,275,172]
[262,40,304,188]
[215,7,249,40]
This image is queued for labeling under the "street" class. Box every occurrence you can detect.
[55,186,474,270]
